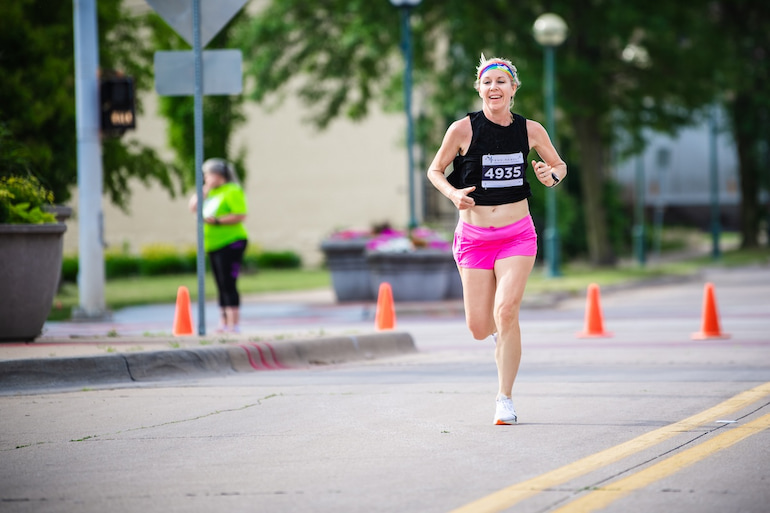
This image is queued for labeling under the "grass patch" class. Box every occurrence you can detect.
[525,260,699,296]
[49,243,768,321]
[525,244,768,296]
[50,268,330,321]
[692,246,770,267]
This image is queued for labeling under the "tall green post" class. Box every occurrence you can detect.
[709,105,721,260]
[390,0,422,229]
[533,13,568,278]
[543,46,561,277]
[633,155,646,266]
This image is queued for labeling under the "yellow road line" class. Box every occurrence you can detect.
[552,412,770,513]
[449,382,770,513]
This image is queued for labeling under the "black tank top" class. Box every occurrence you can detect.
[449,111,531,206]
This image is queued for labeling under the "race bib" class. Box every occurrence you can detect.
[481,153,525,188]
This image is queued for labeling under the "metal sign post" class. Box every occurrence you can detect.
[192,0,205,336]
[148,0,247,335]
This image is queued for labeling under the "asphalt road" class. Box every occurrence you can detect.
[1,266,769,513]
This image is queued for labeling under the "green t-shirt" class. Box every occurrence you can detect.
[202,183,248,252]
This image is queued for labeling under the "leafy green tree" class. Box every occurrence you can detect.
[708,1,770,249]
[237,1,760,265]
[0,2,78,200]
[541,1,717,264]
[0,1,182,210]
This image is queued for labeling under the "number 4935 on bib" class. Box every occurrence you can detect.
[482,152,525,188]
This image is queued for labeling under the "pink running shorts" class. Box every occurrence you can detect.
[453,216,538,270]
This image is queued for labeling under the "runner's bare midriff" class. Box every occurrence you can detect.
[459,198,530,228]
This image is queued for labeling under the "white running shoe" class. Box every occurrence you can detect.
[494,395,518,425]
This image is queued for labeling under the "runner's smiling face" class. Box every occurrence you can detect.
[478,68,517,108]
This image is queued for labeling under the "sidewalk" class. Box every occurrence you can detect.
[2,262,767,393]
[0,286,439,392]
[0,281,586,363]
[2,287,466,358]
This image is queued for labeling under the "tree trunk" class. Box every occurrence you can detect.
[728,93,761,249]
[718,0,769,249]
[573,115,616,266]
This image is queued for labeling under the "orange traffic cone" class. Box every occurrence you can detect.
[577,283,611,338]
[172,286,194,336]
[692,282,729,340]
[375,282,396,330]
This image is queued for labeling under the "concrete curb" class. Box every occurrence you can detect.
[0,331,416,392]
[227,332,417,371]
[0,354,131,389]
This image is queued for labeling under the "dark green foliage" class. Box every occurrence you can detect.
[236,0,768,265]
[708,1,770,248]
[252,251,302,270]
[136,244,195,276]
[104,253,141,279]
[137,253,192,276]
[0,174,57,224]
[603,180,633,256]
[61,248,301,281]
[61,255,79,282]
[0,1,183,210]
[0,2,76,201]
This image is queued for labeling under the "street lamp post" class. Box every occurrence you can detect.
[622,43,651,267]
[708,104,721,260]
[389,0,421,229]
[633,155,646,266]
[533,13,568,278]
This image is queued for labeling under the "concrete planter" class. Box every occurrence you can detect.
[367,250,455,302]
[43,205,73,223]
[321,238,374,302]
[0,223,67,342]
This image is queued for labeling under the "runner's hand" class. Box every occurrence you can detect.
[451,186,476,210]
[532,160,556,187]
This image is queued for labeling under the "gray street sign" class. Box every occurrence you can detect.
[146,0,250,48]
[154,49,243,96]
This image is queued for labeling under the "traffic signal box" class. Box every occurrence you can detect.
[100,76,136,136]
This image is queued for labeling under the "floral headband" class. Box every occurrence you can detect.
[477,62,516,81]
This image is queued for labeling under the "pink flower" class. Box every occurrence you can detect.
[365,226,450,253]
[329,229,372,240]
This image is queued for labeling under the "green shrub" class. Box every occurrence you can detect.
[105,252,141,278]
[61,245,302,280]
[139,244,189,276]
[61,254,79,282]
[180,247,198,272]
[255,250,302,269]
[0,175,57,224]
[241,244,262,273]
[243,251,259,272]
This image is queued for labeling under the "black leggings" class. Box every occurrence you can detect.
[208,239,247,308]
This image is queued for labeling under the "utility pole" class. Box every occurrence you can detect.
[73,0,109,320]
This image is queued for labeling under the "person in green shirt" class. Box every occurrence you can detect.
[188,158,249,333]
